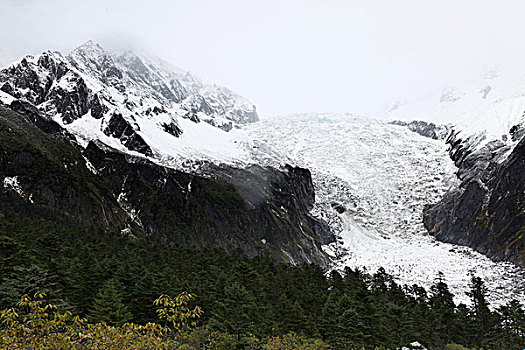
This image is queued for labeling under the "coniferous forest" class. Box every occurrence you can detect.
[1,194,524,350]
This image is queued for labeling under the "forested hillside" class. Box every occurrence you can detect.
[1,210,524,349]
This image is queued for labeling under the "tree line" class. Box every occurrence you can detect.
[1,213,524,349]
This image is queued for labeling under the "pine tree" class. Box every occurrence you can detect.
[319,290,340,342]
[89,279,131,326]
[466,276,494,347]
[212,282,255,341]
[0,264,63,309]
[0,235,31,276]
[429,272,456,347]
[63,251,101,315]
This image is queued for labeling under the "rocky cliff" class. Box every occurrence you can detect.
[423,128,525,266]
[0,102,333,266]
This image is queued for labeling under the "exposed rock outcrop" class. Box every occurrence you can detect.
[390,120,451,140]
[0,103,332,266]
[423,130,525,266]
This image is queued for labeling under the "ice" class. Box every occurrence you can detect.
[239,112,525,305]
[384,67,525,155]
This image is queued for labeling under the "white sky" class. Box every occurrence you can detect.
[2,0,525,117]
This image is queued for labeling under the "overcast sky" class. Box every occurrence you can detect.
[2,0,525,117]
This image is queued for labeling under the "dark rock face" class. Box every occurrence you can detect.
[390,120,451,140]
[90,94,107,119]
[0,52,95,124]
[0,105,130,232]
[10,100,62,135]
[423,130,525,266]
[161,121,183,137]
[84,142,333,265]
[103,113,153,156]
[0,103,332,266]
[510,121,525,142]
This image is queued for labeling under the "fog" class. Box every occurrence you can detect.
[2,0,524,117]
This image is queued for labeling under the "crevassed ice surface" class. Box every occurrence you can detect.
[239,113,525,305]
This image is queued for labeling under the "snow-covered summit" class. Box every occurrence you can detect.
[385,67,525,143]
[0,41,258,168]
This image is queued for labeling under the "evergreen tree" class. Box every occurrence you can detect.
[429,272,456,347]
[318,290,340,342]
[0,235,31,276]
[212,282,255,342]
[89,279,131,326]
[466,276,494,347]
[63,248,101,315]
[0,264,63,309]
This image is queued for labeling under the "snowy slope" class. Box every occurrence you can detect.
[0,41,258,172]
[238,113,525,305]
[385,67,525,155]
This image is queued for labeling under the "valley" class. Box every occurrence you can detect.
[238,113,525,305]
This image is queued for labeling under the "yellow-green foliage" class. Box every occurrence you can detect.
[260,332,330,350]
[0,292,331,350]
[0,292,198,349]
[154,292,203,337]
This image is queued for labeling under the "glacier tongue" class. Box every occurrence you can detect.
[240,113,525,305]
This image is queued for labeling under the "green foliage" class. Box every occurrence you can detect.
[0,235,31,275]
[0,293,329,350]
[0,264,64,309]
[89,278,132,326]
[444,344,474,350]
[154,292,203,336]
[1,195,524,349]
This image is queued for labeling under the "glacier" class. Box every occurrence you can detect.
[1,42,523,305]
[236,113,525,305]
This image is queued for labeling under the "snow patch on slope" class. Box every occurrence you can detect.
[3,176,33,203]
[384,67,525,157]
[3,176,23,195]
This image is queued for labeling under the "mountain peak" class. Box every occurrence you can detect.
[70,40,106,58]
[0,40,259,162]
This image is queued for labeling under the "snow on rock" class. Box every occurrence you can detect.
[3,176,23,195]
[239,113,525,305]
[116,192,142,226]
[384,67,525,157]
[0,41,259,170]
[3,176,32,203]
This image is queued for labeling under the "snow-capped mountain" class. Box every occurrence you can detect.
[386,67,525,156]
[1,41,524,305]
[238,113,525,305]
[0,42,335,267]
[387,67,525,136]
[0,41,258,165]
[380,68,525,292]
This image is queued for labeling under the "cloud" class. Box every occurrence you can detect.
[1,0,524,116]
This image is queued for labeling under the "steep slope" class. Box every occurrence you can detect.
[0,41,334,266]
[0,102,332,265]
[0,104,133,233]
[240,113,525,304]
[387,68,525,266]
[423,130,525,266]
[0,41,257,166]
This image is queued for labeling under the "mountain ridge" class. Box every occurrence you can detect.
[0,42,333,266]
[0,41,258,165]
